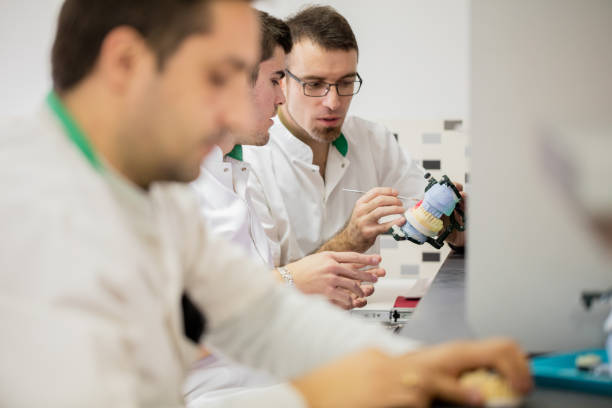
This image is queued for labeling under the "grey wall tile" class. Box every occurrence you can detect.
[422,160,441,170]
[401,264,420,276]
[381,237,399,249]
[444,120,463,131]
[422,132,442,144]
[422,252,441,262]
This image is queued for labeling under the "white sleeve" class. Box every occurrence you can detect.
[188,384,306,408]
[184,229,420,380]
[207,284,420,379]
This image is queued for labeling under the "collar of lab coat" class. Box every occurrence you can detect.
[332,134,348,157]
[43,100,155,225]
[202,145,232,188]
[270,117,351,200]
[104,162,152,212]
[204,145,225,164]
[226,145,243,161]
[271,117,350,164]
[201,145,252,196]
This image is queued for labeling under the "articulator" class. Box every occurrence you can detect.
[391,173,465,249]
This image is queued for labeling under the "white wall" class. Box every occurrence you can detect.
[0,1,469,121]
[0,0,64,117]
[254,0,469,122]
[468,0,612,351]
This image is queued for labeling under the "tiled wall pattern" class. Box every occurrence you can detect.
[374,119,469,283]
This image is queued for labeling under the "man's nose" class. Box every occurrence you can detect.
[322,86,341,111]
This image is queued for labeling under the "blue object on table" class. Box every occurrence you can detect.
[531,349,612,396]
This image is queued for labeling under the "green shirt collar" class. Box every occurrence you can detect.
[226,144,243,161]
[46,91,103,172]
[332,133,348,157]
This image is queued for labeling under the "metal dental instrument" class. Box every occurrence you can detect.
[342,188,418,203]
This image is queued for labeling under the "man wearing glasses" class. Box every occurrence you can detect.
[191,10,384,314]
[244,6,466,266]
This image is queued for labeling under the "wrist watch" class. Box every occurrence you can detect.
[277,266,294,287]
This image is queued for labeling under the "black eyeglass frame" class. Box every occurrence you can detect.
[285,69,363,97]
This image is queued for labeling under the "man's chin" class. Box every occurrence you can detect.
[255,135,270,146]
[311,126,342,143]
[247,131,270,147]
[156,164,201,184]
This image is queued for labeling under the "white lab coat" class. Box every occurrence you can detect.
[0,106,419,407]
[192,146,274,268]
[187,147,279,405]
[244,116,427,266]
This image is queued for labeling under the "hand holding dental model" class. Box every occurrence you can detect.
[392,173,466,249]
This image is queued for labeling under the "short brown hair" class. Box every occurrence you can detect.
[51,0,213,92]
[251,10,292,82]
[285,5,358,55]
[258,10,292,63]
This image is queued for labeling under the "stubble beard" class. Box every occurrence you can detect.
[310,125,342,143]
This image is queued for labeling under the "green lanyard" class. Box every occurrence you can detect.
[46,91,103,172]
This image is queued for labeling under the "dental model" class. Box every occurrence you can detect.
[605,311,612,371]
[391,173,465,249]
[460,370,523,408]
[582,290,612,374]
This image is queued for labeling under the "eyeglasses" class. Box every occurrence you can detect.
[285,69,363,97]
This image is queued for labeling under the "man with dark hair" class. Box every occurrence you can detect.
[252,9,293,80]
[282,3,359,54]
[0,1,529,407]
[193,10,381,313]
[51,0,214,92]
[244,5,465,266]
[185,11,384,404]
